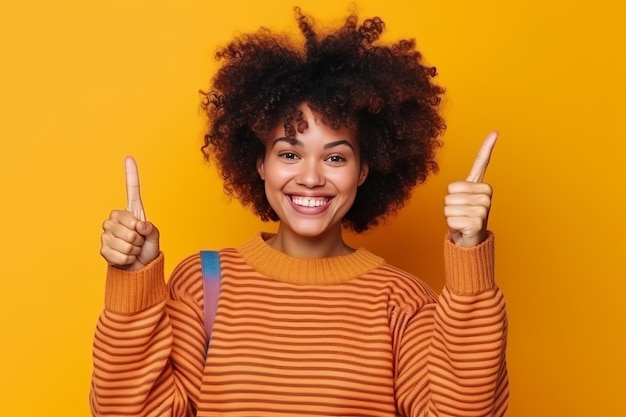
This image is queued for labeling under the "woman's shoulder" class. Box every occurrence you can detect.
[358,254,438,305]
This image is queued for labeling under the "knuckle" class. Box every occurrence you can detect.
[475,206,489,218]
[114,210,137,227]
[128,231,145,246]
[100,233,115,249]
[116,256,135,267]
[476,194,491,207]
[100,247,121,265]
[447,181,463,193]
[124,241,141,255]
[102,218,113,231]
[109,209,124,221]
[115,253,135,267]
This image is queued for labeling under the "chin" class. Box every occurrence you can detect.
[292,227,332,239]
[285,221,340,239]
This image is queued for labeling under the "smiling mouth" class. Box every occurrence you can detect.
[290,196,330,208]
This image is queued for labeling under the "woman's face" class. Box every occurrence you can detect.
[257,104,368,240]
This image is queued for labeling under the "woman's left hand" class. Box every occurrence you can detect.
[444,132,498,247]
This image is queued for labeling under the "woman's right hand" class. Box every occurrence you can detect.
[100,156,160,270]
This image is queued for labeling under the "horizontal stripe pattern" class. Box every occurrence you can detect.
[91,233,508,417]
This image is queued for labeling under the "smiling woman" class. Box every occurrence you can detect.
[90,6,508,417]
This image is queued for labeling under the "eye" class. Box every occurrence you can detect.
[279,152,299,161]
[326,154,347,164]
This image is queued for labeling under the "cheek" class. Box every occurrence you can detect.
[329,169,362,190]
[263,161,293,187]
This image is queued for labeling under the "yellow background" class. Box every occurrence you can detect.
[1,0,624,415]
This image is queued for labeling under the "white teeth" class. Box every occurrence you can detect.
[291,196,329,207]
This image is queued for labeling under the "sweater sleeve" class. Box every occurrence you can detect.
[90,253,207,417]
[394,232,509,417]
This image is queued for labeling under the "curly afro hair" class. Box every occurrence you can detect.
[201,7,445,233]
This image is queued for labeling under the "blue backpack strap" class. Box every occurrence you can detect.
[200,250,220,348]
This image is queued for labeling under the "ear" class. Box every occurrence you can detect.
[358,163,369,186]
[256,158,265,180]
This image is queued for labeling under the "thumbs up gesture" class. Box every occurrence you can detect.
[445,132,498,247]
[100,157,160,270]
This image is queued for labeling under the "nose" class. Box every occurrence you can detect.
[296,160,325,188]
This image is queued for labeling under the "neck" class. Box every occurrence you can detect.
[267,223,354,258]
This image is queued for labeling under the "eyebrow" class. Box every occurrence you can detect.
[271,137,355,151]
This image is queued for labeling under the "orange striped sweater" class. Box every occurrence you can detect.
[91,232,508,416]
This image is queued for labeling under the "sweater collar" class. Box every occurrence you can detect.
[236,233,384,285]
